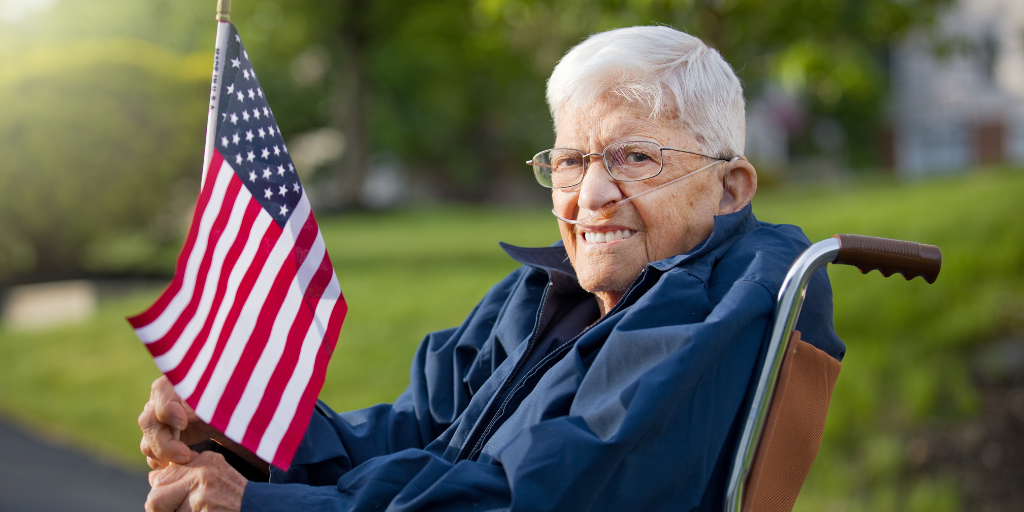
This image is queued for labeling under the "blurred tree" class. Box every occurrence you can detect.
[0,0,955,283]
[0,39,209,283]
[243,0,954,201]
[472,0,953,169]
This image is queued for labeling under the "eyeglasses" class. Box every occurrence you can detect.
[527,141,731,189]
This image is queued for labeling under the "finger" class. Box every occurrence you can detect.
[152,377,189,431]
[146,476,192,512]
[141,429,155,458]
[140,409,191,465]
[140,381,193,465]
[150,451,203,487]
[147,456,168,471]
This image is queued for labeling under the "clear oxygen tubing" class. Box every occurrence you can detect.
[550,156,738,225]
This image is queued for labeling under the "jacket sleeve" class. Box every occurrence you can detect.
[265,267,529,488]
[241,265,782,512]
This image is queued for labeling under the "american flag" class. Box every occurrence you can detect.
[129,22,347,470]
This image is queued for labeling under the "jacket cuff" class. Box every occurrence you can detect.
[242,482,342,512]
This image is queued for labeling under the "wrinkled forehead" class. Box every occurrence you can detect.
[554,95,691,149]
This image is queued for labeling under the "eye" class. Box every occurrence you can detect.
[625,151,652,164]
[553,154,583,169]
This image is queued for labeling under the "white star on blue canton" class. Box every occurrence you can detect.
[262,168,272,179]
[221,136,229,148]
[236,91,244,101]
[283,145,289,154]
[243,69,250,80]
[221,113,227,121]
[273,145,280,156]
[264,188,273,199]
[262,107,270,117]
[249,171,257,182]
[246,151,255,162]
[253,109,261,120]
[235,154,243,165]
[235,34,241,42]
[242,111,251,122]
[278,185,287,196]
[279,205,289,216]
[247,89,255,99]
[244,49,249,59]
[258,128,266,139]
[277,165,285,176]
[231,58,240,68]
[288,163,294,172]
[245,130,254,142]
[268,126,275,137]
[226,84,234,94]
[292,182,300,193]
[230,113,238,124]
[261,148,270,159]
[232,132,240,144]
[257,88,263,98]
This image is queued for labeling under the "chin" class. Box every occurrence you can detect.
[575,266,639,296]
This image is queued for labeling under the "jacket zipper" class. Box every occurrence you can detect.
[455,267,652,462]
[456,283,553,462]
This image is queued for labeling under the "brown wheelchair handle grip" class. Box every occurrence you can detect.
[833,234,942,284]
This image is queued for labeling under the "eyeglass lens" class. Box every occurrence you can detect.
[534,141,664,188]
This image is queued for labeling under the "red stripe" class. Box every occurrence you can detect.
[272,283,347,469]
[185,210,283,406]
[145,175,243,358]
[164,197,262,384]
[240,248,334,448]
[207,214,321,430]
[129,150,226,328]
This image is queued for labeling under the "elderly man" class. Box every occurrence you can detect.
[140,25,843,511]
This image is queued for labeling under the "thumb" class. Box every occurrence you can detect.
[150,451,201,487]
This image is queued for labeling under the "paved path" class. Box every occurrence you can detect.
[0,417,150,511]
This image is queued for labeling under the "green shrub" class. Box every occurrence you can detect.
[0,40,209,283]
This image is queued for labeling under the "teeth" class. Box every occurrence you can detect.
[584,229,633,244]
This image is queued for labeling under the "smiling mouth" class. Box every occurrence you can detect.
[583,229,635,244]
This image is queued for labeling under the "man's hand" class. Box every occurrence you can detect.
[139,376,220,469]
[146,450,247,512]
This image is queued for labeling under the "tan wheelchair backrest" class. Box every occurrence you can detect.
[741,331,842,512]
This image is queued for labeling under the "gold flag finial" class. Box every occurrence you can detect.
[216,0,231,22]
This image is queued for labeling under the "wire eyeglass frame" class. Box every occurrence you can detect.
[527,141,732,189]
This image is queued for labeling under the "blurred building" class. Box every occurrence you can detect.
[888,0,1024,176]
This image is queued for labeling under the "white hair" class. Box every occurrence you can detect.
[546,26,746,159]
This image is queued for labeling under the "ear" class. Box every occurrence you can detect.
[717,158,757,215]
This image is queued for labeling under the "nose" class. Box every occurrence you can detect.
[576,156,624,214]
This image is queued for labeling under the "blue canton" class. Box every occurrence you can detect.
[215,24,301,227]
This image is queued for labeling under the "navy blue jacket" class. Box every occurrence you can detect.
[242,205,844,511]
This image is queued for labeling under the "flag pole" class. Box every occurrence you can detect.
[216,0,231,21]
[201,0,233,185]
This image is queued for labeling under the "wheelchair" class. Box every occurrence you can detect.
[725,234,942,512]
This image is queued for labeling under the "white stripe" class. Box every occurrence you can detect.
[193,197,313,422]
[174,200,274,401]
[202,21,232,186]
[154,185,250,373]
[223,229,327,440]
[256,272,342,462]
[135,163,234,343]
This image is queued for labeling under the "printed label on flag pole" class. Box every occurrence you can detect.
[129,21,347,470]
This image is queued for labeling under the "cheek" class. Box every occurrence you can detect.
[639,177,719,258]
[559,223,576,254]
[553,191,579,259]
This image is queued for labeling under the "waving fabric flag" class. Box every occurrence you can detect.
[129,21,347,470]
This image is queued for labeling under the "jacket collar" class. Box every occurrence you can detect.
[500,204,756,279]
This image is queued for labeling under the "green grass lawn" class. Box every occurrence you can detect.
[0,169,1021,510]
